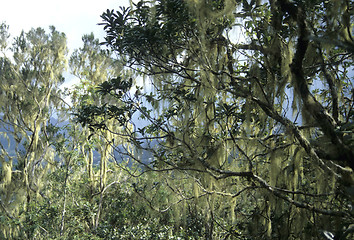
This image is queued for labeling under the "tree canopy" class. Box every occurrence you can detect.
[78,0,354,239]
[0,0,353,239]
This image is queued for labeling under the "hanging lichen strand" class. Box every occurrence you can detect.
[69,33,136,230]
[140,0,246,232]
[0,26,67,238]
[111,0,299,235]
[91,0,354,238]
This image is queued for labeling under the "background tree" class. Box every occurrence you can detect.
[68,33,204,239]
[0,24,67,239]
[0,24,205,239]
[69,33,133,231]
[77,0,354,239]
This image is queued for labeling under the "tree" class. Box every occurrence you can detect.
[0,25,198,239]
[78,0,354,239]
[68,33,136,233]
[0,25,67,238]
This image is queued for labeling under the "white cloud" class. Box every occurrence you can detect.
[0,0,131,93]
[0,0,130,52]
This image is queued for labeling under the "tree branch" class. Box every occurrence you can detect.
[251,174,349,217]
[290,4,354,169]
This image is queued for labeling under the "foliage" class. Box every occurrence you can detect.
[0,25,67,239]
[0,0,353,239]
[77,0,354,239]
[0,27,205,239]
